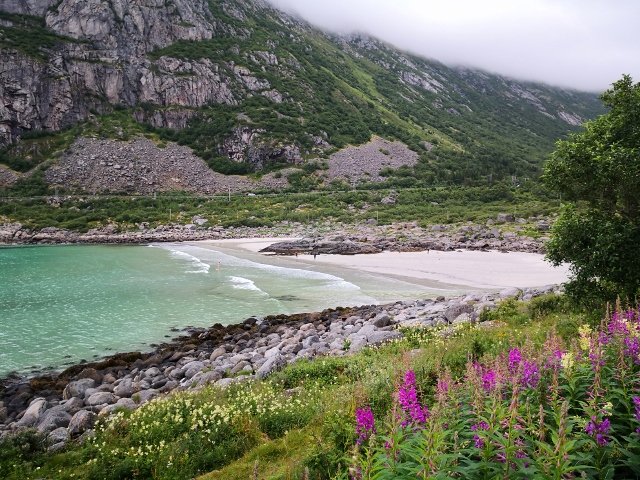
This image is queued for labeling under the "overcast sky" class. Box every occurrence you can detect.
[267,0,640,93]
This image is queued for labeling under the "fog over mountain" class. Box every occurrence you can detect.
[268,0,640,92]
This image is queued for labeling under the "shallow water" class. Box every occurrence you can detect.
[0,243,453,377]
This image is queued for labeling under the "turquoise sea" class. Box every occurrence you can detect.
[0,243,455,378]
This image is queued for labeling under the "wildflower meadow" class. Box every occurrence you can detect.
[348,307,640,479]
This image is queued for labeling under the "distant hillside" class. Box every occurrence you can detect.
[0,0,605,193]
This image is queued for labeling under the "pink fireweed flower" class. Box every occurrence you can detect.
[355,406,376,444]
[471,421,490,432]
[598,332,611,345]
[436,380,449,394]
[481,369,496,392]
[633,397,640,433]
[508,348,522,374]
[521,360,540,389]
[508,348,540,389]
[585,416,611,446]
[398,370,429,426]
[609,313,629,336]
[471,421,489,448]
[624,338,640,364]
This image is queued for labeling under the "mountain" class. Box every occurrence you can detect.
[0,0,605,193]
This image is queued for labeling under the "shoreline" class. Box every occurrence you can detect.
[0,220,565,441]
[0,219,549,255]
[195,237,568,290]
[0,284,561,439]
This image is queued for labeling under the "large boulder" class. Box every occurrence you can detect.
[86,392,117,407]
[113,378,134,398]
[367,331,403,346]
[37,409,72,433]
[194,370,223,388]
[23,398,49,421]
[358,324,376,338]
[48,427,70,445]
[499,287,522,299]
[444,303,474,323]
[68,410,97,436]
[348,336,368,353]
[209,347,227,361]
[256,354,287,379]
[63,379,97,400]
[182,361,205,379]
[76,368,104,384]
[496,214,515,223]
[134,390,157,405]
[372,314,391,328]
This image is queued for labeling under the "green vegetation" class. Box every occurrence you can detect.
[0,11,83,62]
[0,183,559,232]
[349,306,640,479]
[0,296,609,480]
[140,0,603,182]
[544,75,640,305]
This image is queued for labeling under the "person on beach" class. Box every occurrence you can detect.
[217,262,221,270]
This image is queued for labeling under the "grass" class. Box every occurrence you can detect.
[198,427,316,480]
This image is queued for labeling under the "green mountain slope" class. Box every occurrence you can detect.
[0,0,605,191]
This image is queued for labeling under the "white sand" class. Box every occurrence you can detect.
[196,238,569,290]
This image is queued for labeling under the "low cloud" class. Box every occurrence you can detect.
[268,0,640,92]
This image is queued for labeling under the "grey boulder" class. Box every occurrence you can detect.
[63,378,97,400]
[68,410,97,436]
[257,354,287,379]
[86,392,117,407]
[367,331,403,346]
[37,409,72,433]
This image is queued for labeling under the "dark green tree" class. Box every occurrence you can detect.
[544,75,640,303]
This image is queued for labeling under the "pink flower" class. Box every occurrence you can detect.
[355,407,376,444]
[398,370,430,426]
[585,416,610,446]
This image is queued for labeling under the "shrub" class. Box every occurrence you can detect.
[528,293,569,319]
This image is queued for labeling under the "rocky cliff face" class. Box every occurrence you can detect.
[0,0,232,146]
[0,0,605,190]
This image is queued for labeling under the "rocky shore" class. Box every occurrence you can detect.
[0,214,551,254]
[0,284,560,450]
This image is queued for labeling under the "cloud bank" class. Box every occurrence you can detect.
[268,0,640,92]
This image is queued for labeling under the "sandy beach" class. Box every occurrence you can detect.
[196,237,569,290]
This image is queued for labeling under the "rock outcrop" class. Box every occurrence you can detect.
[0,164,19,186]
[0,0,227,146]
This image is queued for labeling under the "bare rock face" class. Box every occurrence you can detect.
[45,0,215,57]
[0,0,56,16]
[219,126,303,169]
[0,0,240,146]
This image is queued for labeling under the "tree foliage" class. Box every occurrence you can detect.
[544,75,640,303]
